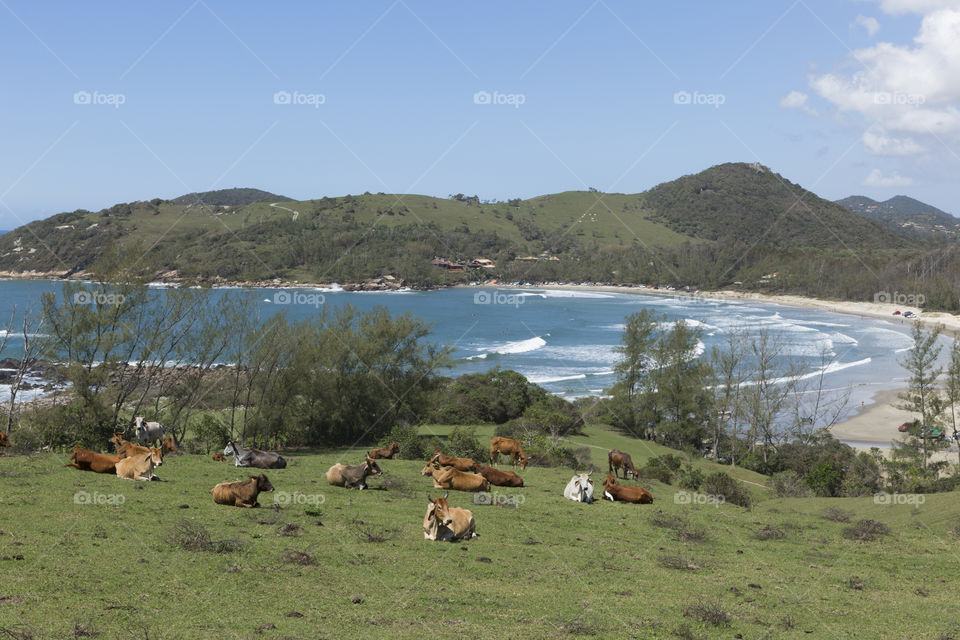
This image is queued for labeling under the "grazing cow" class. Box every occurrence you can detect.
[475,465,524,487]
[563,473,594,503]
[608,449,638,480]
[422,462,490,492]
[368,442,400,460]
[423,493,477,541]
[115,452,160,481]
[602,474,653,504]
[430,450,478,472]
[162,436,178,455]
[489,436,529,470]
[0,431,10,450]
[223,440,287,469]
[65,447,120,474]
[326,457,383,490]
[212,453,228,462]
[110,433,163,466]
[211,473,275,508]
[133,416,164,447]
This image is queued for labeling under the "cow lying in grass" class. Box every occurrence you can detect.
[116,451,161,481]
[326,457,382,490]
[602,474,653,504]
[430,451,478,472]
[224,440,287,469]
[212,453,228,462]
[0,430,10,451]
[368,442,400,459]
[423,493,477,541]
[110,433,163,466]
[65,447,120,474]
[211,473,275,508]
[563,473,594,503]
[162,436,178,455]
[476,465,524,487]
[421,462,490,492]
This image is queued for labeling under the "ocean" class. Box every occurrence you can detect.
[0,280,944,422]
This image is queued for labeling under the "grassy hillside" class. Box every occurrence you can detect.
[838,194,959,234]
[2,423,958,639]
[170,188,293,206]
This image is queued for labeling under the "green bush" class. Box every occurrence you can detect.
[701,472,752,508]
[636,464,673,485]
[676,464,705,491]
[378,423,427,460]
[444,426,487,461]
[770,470,813,498]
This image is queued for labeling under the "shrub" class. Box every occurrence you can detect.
[821,507,852,522]
[701,472,751,508]
[444,426,487,461]
[842,519,890,542]
[676,464,704,491]
[636,464,673,485]
[806,461,844,497]
[770,470,813,498]
[683,600,730,627]
[378,423,426,460]
[754,525,786,540]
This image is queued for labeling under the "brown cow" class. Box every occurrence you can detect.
[162,436,178,455]
[65,447,120,474]
[422,462,490,492]
[490,436,528,470]
[0,431,10,450]
[212,453,228,462]
[110,433,163,466]
[326,457,383,490]
[475,465,524,487]
[211,473,275,508]
[116,452,161,481]
[423,493,477,541]
[608,449,638,480]
[602,474,653,504]
[430,450,478,472]
[368,442,400,460]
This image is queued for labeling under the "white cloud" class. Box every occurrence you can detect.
[862,129,924,154]
[780,90,818,116]
[854,14,881,36]
[863,168,915,187]
[810,6,960,155]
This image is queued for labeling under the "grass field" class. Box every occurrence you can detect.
[2,424,959,639]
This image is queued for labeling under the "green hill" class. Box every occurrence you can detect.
[170,187,292,206]
[837,194,959,235]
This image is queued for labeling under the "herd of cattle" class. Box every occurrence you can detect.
[48,423,656,543]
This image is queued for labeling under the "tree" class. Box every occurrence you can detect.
[709,328,748,465]
[611,309,659,435]
[943,340,960,469]
[741,330,798,471]
[897,323,943,472]
[3,306,48,435]
[650,319,711,448]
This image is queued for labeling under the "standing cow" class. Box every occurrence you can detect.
[489,436,529,470]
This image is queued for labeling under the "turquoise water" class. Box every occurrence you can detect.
[0,280,942,421]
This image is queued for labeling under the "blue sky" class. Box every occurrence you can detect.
[1,0,957,227]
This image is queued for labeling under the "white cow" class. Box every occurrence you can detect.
[134,416,164,447]
[563,473,594,503]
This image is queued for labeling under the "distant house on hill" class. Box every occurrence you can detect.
[431,257,465,272]
[469,258,495,269]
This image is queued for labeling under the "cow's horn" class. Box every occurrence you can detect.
[443,491,449,499]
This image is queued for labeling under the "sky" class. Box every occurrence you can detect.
[1,0,959,228]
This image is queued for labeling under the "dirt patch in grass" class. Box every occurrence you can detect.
[657,554,701,570]
[683,600,730,627]
[352,522,399,543]
[170,520,242,553]
[754,525,786,540]
[277,523,301,537]
[842,519,890,542]
[281,549,316,566]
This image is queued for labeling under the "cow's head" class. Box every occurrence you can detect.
[224,441,237,457]
[519,454,529,470]
[420,461,437,476]
[253,473,275,493]
[604,473,618,490]
[572,473,593,502]
[429,493,453,526]
[149,447,164,466]
[109,432,126,451]
[388,442,400,454]
[365,457,383,476]
[0,431,10,447]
